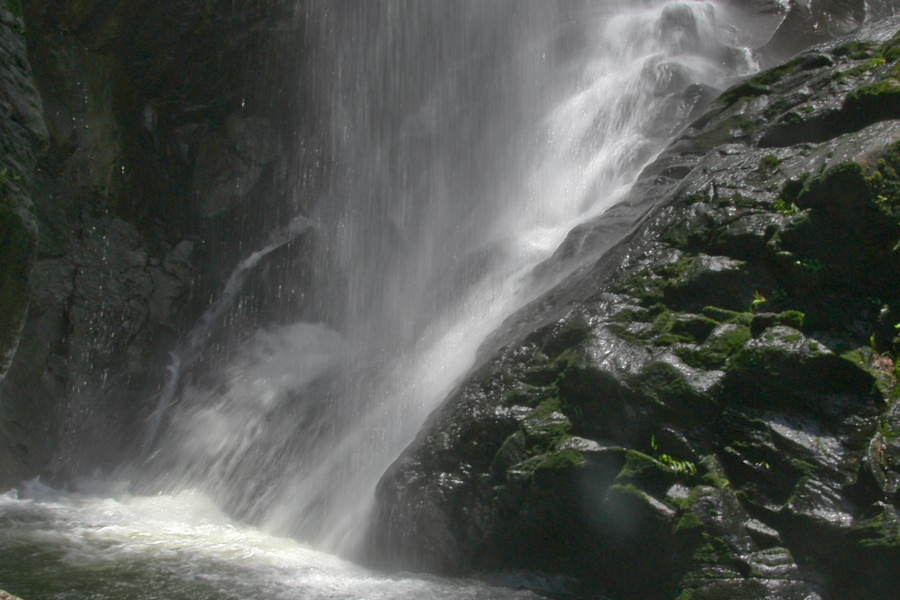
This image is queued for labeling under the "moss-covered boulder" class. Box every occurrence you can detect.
[368,19,900,600]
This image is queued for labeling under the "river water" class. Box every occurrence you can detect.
[2,1,775,598]
[0,482,544,599]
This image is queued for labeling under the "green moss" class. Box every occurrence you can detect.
[523,398,572,440]
[750,57,803,87]
[534,447,584,472]
[606,323,647,345]
[840,57,887,78]
[676,511,704,533]
[772,198,800,215]
[878,419,898,442]
[760,154,782,170]
[700,471,730,490]
[551,347,581,371]
[502,386,540,407]
[883,40,900,64]
[832,40,880,59]
[610,307,649,323]
[618,450,666,481]
[852,78,900,99]
[691,537,736,567]
[700,306,741,323]
[713,81,770,110]
[776,310,806,330]
[675,320,752,370]
[651,311,676,335]
[706,323,751,358]
[843,78,900,125]
[607,483,661,511]
[632,362,706,411]
[671,315,718,342]
[498,396,586,481]
[851,510,900,548]
[789,459,819,477]
[653,333,692,346]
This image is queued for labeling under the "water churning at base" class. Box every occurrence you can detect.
[137,0,759,557]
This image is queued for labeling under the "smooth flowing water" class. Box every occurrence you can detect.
[3,1,776,597]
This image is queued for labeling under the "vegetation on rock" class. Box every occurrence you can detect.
[369,19,900,600]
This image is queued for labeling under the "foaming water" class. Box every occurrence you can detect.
[0,483,542,600]
[134,0,765,562]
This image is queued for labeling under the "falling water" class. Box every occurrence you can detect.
[131,0,763,553]
[3,0,777,597]
[142,215,314,456]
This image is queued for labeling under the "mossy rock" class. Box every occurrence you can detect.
[750,311,806,336]
[850,508,900,549]
[843,78,900,129]
[675,322,751,370]
[722,327,879,423]
[616,450,681,494]
[630,361,713,424]
[832,40,881,59]
[782,161,900,294]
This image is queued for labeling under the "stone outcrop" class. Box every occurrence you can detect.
[0,0,314,489]
[368,19,900,600]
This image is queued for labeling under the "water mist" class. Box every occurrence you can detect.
[135,0,761,559]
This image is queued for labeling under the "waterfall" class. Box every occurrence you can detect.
[135,0,762,558]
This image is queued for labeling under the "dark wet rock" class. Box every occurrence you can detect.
[0,0,311,487]
[0,3,47,379]
[369,19,900,600]
[763,0,870,62]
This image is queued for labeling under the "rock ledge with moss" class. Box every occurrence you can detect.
[367,19,900,600]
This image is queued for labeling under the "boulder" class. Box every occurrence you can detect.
[368,20,900,600]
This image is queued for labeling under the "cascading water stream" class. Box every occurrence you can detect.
[1,1,781,597]
[135,0,760,554]
[141,215,314,457]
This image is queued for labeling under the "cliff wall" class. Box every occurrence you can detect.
[0,0,315,489]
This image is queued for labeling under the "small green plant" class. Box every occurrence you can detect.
[772,198,800,215]
[761,154,782,170]
[650,436,698,476]
[750,291,767,313]
[795,258,824,273]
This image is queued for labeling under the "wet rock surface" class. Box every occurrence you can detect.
[369,19,900,600]
[0,0,314,487]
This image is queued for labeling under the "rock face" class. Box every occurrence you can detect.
[368,20,900,600]
[0,0,313,489]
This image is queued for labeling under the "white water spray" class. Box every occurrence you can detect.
[134,0,761,559]
[141,214,314,455]
[0,2,787,597]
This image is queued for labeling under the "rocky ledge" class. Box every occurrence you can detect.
[368,21,900,600]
